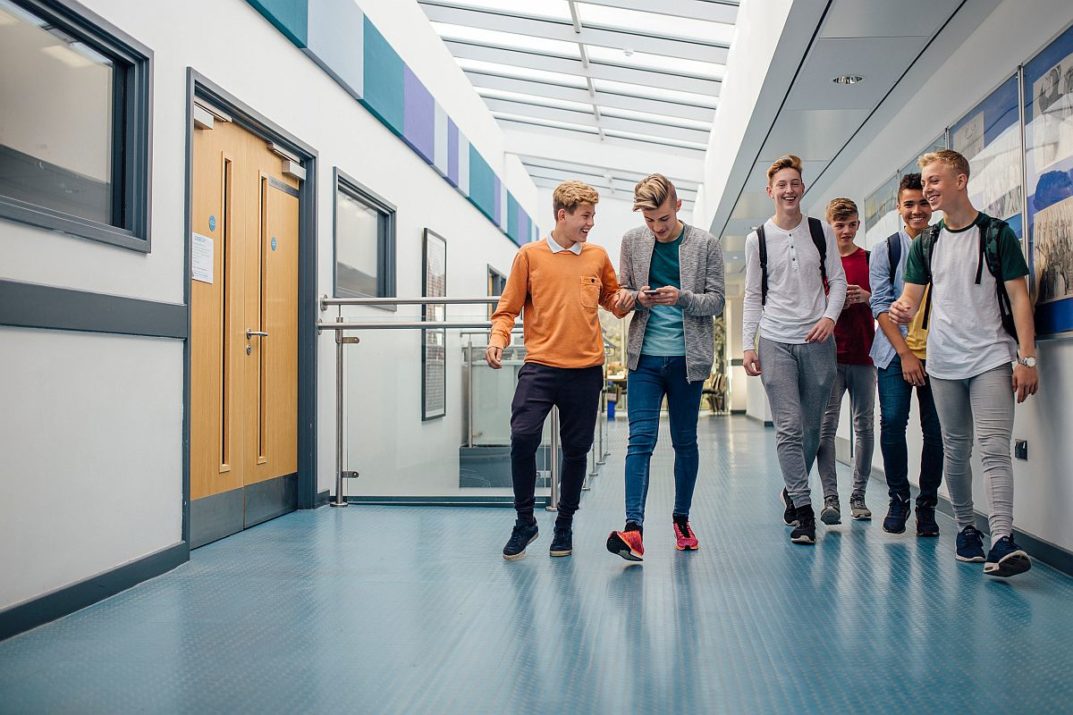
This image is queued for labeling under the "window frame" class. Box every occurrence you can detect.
[0,0,153,252]
[332,167,397,305]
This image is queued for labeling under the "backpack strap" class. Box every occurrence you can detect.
[980,217,1019,341]
[807,217,828,290]
[886,232,902,288]
[919,225,940,330]
[757,224,768,306]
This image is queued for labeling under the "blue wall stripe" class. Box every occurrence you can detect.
[247,0,308,47]
[361,16,404,137]
[245,0,538,244]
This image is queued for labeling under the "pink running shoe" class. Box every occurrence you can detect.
[673,517,699,550]
[606,525,644,562]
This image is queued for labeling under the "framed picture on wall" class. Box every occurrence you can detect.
[1024,22,1073,336]
[863,174,899,250]
[422,229,447,420]
[949,74,1023,238]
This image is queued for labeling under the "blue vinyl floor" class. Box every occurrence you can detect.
[2,415,1072,714]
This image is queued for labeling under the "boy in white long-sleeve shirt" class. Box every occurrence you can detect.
[742,154,847,544]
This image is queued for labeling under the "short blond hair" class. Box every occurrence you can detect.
[919,149,970,180]
[767,154,803,185]
[632,173,678,211]
[552,180,599,219]
[826,197,859,223]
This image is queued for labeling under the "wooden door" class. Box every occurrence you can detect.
[190,112,299,543]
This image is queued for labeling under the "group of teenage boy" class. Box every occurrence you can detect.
[488,147,1039,579]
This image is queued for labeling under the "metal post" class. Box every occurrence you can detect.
[546,407,560,511]
[331,313,347,507]
[596,388,607,464]
[466,337,474,448]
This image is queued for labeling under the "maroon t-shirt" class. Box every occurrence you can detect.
[835,247,874,365]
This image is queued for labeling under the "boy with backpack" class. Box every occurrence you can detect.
[743,155,847,545]
[890,150,1039,577]
[869,173,944,537]
[815,198,875,526]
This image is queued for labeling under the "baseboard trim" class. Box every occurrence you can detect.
[346,495,547,508]
[864,471,1073,577]
[0,541,188,642]
[315,489,330,507]
[744,413,773,427]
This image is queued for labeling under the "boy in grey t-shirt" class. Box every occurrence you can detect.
[890,149,1039,578]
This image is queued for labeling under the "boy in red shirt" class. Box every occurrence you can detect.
[816,198,875,525]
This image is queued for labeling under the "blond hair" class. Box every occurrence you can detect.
[552,180,599,219]
[826,197,859,223]
[918,149,970,180]
[767,154,803,185]
[632,173,678,211]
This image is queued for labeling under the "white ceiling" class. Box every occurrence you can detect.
[708,0,991,289]
[419,0,738,213]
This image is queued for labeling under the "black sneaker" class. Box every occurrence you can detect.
[790,505,816,544]
[820,496,841,525]
[550,524,573,557]
[503,519,538,561]
[781,488,797,526]
[984,536,1031,577]
[883,496,911,534]
[915,504,940,537]
[955,525,986,563]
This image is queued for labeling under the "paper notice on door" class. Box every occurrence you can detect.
[192,232,214,283]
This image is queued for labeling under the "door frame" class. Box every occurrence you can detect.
[182,69,318,546]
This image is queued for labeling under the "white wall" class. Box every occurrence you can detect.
[817,0,1073,552]
[0,0,541,608]
[0,328,182,610]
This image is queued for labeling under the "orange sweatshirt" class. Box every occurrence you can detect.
[489,238,624,368]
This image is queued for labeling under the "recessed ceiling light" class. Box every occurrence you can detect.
[833,75,863,85]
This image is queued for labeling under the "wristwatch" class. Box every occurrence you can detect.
[1018,356,1038,368]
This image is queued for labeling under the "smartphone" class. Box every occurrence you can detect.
[642,289,660,295]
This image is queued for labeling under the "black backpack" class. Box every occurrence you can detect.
[886,231,902,288]
[756,217,827,306]
[916,216,1017,341]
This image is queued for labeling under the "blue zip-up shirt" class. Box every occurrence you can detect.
[868,228,912,370]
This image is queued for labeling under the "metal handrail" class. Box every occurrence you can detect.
[317,294,600,510]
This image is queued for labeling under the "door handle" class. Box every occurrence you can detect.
[246,329,269,339]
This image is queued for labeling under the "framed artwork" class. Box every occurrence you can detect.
[1024,22,1073,336]
[950,74,1023,239]
[863,173,899,250]
[422,229,447,420]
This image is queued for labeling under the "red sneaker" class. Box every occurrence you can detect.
[673,517,699,550]
[606,525,644,561]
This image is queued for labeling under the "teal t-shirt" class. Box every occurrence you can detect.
[641,229,686,356]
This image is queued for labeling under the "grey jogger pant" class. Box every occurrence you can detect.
[930,363,1016,541]
[759,336,837,508]
[817,364,876,499]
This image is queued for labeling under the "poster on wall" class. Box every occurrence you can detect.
[1024,22,1073,336]
[422,229,448,420]
[949,75,1023,240]
[863,174,900,250]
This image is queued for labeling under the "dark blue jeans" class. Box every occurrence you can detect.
[877,355,944,506]
[510,363,602,525]
[624,355,704,527]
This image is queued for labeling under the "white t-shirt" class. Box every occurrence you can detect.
[919,222,1020,380]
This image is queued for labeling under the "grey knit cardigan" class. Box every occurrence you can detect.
[618,223,726,383]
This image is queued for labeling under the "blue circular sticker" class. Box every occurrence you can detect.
[208,215,216,232]
[271,237,278,251]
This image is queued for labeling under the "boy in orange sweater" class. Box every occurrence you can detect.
[488,180,632,560]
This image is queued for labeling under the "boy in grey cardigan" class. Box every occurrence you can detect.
[606,174,725,561]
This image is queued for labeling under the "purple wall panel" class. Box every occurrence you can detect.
[402,67,435,164]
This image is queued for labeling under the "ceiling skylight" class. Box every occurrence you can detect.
[478,87,595,113]
[432,22,580,57]
[594,78,718,108]
[457,57,588,88]
[576,3,735,45]
[598,106,713,131]
[426,0,573,22]
[585,45,725,81]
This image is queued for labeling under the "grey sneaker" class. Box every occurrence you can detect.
[820,496,841,525]
[850,493,872,520]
